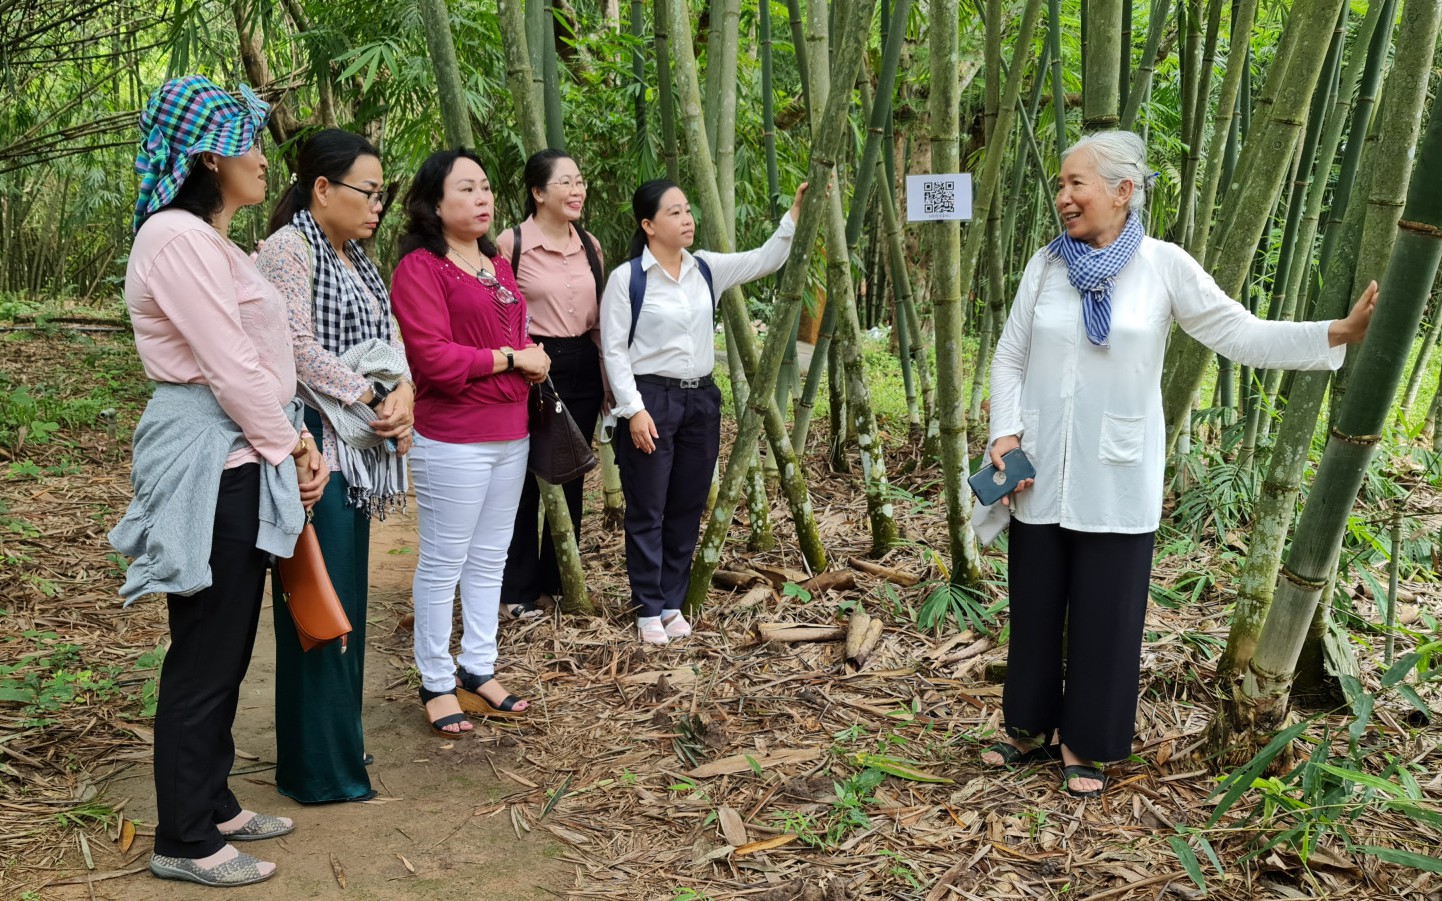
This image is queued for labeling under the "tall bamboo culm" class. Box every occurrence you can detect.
[1158,0,1351,450]
[932,0,1044,588]
[1210,0,1442,758]
[659,0,828,615]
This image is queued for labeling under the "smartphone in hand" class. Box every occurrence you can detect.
[968,448,1036,506]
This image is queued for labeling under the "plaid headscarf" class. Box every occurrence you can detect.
[133,76,270,232]
[1045,211,1145,348]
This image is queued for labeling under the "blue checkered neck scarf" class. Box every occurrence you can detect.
[133,76,270,233]
[1045,212,1145,348]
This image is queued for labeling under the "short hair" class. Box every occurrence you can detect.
[1064,130,1148,214]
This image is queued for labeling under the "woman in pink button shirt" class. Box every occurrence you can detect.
[495,149,606,621]
[391,148,551,733]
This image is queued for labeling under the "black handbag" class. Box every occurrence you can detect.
[528,377,598,484]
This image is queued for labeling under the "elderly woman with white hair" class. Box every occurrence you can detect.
[981,129,1379,797]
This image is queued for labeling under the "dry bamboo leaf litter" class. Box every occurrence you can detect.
[4,334,1441,900]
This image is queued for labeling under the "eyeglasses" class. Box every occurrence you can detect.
[546,178,587,191]
[334,181,390,208]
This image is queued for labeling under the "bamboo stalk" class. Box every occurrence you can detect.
[652,0,681,183]
[416,0,475,148]
[497,0,547,152]
[662,0,834,617]
[1159,0,1351,450]
[1213,3,1442,746]
[933,0,1044,588]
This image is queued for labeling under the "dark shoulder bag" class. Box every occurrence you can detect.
[528,376,598,484]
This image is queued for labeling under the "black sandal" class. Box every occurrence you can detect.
[419,686,472,734]
[1061,763,1108,798]
[502,600,544,621]
[983,741,1058,767]
[456,668,528,718]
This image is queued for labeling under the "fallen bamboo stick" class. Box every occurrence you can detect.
[847,556,921,586]
[756,623,846,642]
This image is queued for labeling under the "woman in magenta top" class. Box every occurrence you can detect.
[391,148,550,733]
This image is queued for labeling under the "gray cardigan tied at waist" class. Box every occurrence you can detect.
[109,382,307,605]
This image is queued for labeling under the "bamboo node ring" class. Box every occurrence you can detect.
[1329,427,1380,446]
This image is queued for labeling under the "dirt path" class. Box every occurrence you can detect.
[46,505,570,901]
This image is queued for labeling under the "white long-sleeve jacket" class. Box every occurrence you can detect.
[988,237,1344,534]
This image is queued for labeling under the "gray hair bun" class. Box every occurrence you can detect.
[1063,130,1150,214]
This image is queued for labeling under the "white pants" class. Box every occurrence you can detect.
[409,430,529,693]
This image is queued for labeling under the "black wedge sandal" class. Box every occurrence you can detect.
[419,686,472,734]
[456,668,528,718]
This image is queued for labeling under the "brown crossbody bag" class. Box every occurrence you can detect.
[276,520,351,652]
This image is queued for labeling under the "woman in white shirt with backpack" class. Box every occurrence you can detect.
[600,179,808,645]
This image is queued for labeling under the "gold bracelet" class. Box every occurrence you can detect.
[294,437,309,457]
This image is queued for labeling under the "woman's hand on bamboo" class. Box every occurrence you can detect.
[989,434,1033,507]
[629,410,659,454]
[787,182,810,223]
[1327,280,1379,347]
[516,344,550,384]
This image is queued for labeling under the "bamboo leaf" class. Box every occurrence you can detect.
[852,752,954,784]
[1314,762,1405,798]
[1168,835,1206,890]
[541,773,572,820]
[1395,683,1431,720]
[1352,845,1442,874]
[1208,717,1314,827]
[1381,652,1422,688]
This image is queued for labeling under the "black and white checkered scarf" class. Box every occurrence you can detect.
[293,209,393,352]
[290,209,407,518]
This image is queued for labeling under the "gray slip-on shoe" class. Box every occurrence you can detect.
[220,812,294,842]
[149,851,275,887]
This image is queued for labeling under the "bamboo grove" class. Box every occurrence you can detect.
[3,0,1441,764]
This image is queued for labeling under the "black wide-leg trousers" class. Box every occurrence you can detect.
[614,379,721,619]
[1003,519,1156,763]
[153,463,269,858]
[501,335,605,607]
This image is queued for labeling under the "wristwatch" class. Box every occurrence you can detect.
[500,347,515,371]
[365,382,390,410]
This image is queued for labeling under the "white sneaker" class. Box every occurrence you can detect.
[638,617,669,645]
[661,610,692,638]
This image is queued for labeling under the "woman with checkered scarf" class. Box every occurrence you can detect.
[255,129,412,805]
[979,130,1378,799]
[115,75,328,887]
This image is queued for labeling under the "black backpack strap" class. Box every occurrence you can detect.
[576,228,604,306]
[628,257,646,347]
[695,255,716,324]
[509,225,522,276]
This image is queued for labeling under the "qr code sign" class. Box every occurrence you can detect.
[905,173,972,221]
[922,179,956,215]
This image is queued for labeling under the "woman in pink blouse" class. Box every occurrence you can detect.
[495,149,605,621]
[391,149,551,733]
[256,129,413,803]
[114,75,326,887]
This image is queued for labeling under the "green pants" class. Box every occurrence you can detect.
[272,469,372,803]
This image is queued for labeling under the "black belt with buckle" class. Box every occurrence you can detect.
[636,373,715,390]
